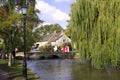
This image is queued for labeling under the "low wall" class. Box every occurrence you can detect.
[28,51,79,59]
[15,51,79,59]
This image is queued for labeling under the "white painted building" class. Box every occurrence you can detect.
[35,31,71,47]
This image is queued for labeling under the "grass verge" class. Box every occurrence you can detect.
[0,59,40,80]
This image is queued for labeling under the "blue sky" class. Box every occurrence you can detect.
[36,0,75,29]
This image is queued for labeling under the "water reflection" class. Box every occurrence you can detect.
[28,59,73,80]
[28,59,120,80]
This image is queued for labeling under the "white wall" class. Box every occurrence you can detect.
[51,35,71,46]
[35,41,48,47]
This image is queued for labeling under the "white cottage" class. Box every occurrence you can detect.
[35,31,71,48]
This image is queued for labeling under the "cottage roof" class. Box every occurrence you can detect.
[39,34,53,42]
[39,32,64,42]
[48,33,62,42]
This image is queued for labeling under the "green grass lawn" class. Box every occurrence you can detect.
[0,59,40,80]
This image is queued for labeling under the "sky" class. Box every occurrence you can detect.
[35,0,75,29]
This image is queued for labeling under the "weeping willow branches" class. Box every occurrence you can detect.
[69,0,120,69]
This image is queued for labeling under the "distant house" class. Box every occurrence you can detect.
[35,31,71,48]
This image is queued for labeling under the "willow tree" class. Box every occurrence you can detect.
[69,0,120,69]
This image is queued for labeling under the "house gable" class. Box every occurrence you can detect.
[35,31,71,47]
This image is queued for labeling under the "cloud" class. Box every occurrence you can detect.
[54,0,71,2]
[35,0,70,29]
[52,9,69,21]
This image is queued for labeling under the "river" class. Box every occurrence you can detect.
[27,59,120,80]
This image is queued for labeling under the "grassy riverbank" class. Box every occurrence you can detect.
[0,59,40,80]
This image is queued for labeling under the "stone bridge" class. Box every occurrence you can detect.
[16,51,79,59]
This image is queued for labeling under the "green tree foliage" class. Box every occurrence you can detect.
[65,24,71,38]
[0,0,41,51]
[69,0,120,69]
[35,24,63,36]
[0,2,22,53]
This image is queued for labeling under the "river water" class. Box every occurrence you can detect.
[27,59,120,80]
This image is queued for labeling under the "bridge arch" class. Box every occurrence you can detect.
[25,51,78,59]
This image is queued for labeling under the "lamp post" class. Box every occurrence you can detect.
[22,5,27,80]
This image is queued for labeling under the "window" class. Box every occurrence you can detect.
[63,39,66,43]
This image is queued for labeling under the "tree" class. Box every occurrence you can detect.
[69,0,120,69]
[35,24,64,36]
[0,0,42,66]
[0,0,41,51]
[65,24,71,38]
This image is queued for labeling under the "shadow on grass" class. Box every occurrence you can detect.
[0,59,40,80]
[8,73,40,80]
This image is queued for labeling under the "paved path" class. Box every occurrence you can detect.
[0,69,9,80]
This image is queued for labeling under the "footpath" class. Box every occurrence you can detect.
[0,69,9,80]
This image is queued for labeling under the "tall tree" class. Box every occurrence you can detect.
[69,0,120,69]
[0,0,41,51]
[0,0,42,66]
